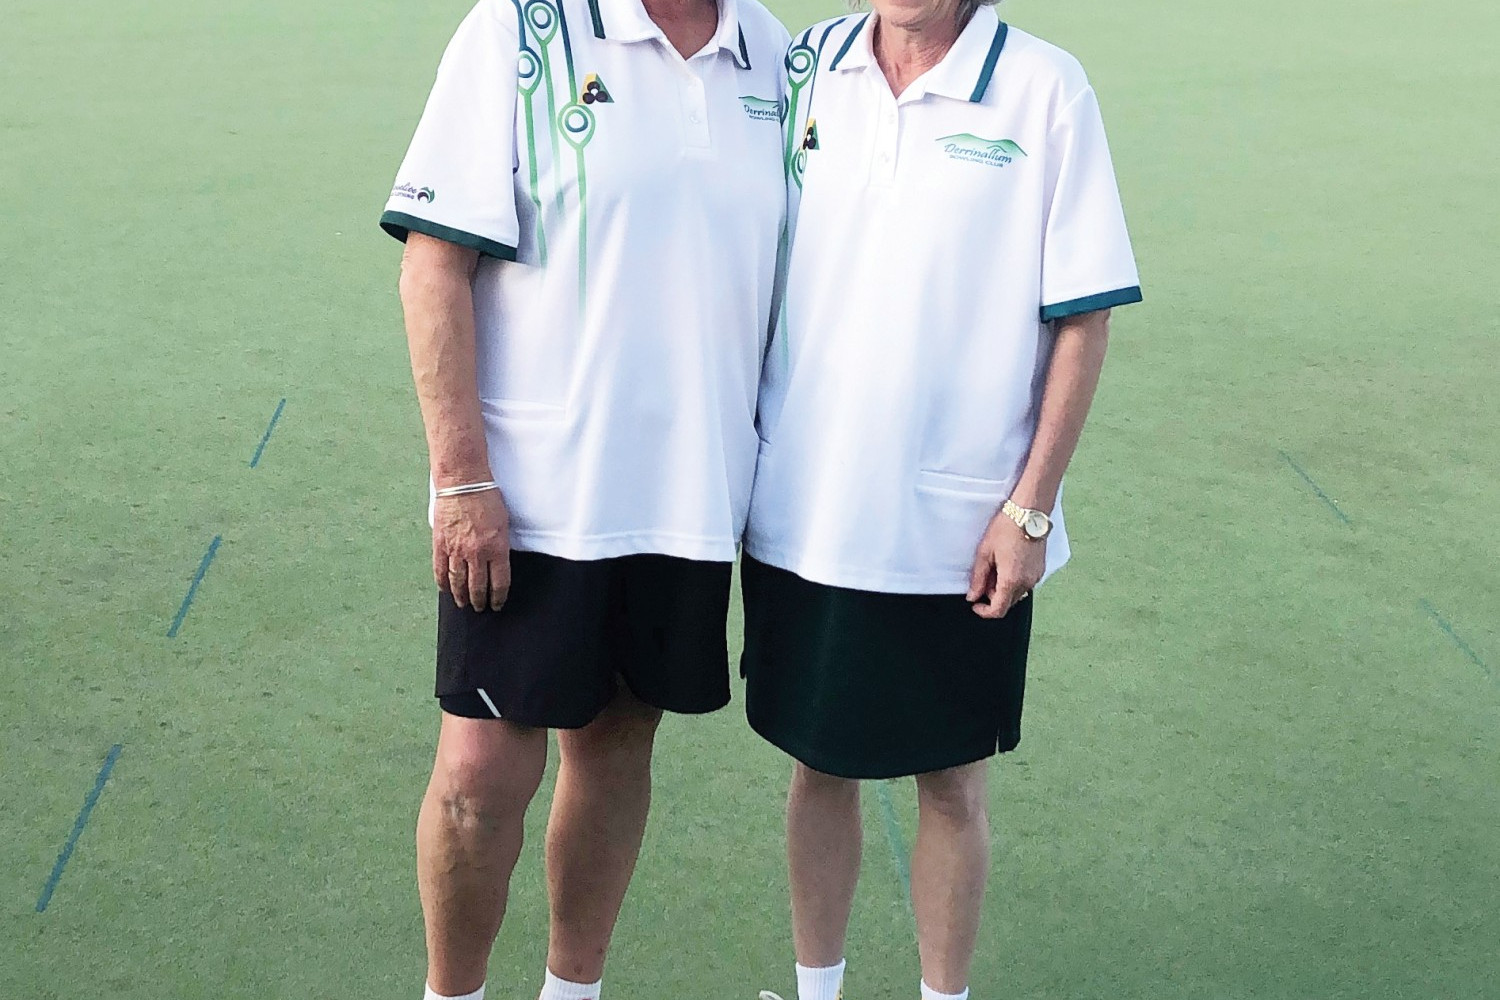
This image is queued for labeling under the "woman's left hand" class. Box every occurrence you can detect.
[965,512,1045,619]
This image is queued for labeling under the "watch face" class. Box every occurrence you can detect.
[1024,511,1049,538]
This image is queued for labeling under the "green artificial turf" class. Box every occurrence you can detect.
[2,0,1497,997]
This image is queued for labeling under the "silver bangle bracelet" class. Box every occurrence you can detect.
[433,480,500,499]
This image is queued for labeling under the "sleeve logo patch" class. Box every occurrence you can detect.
[393,183,437,203]
[739,95,784,123]
[936,134,1026,168]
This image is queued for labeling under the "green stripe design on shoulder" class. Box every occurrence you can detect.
[783,17,857,185]
[783,41,817,178]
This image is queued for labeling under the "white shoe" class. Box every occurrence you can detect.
[759,993,786,1000]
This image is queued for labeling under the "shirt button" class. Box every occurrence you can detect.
[690,113,702,123]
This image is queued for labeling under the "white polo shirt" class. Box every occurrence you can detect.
[381,0,789,562]
[745,8,1142,593]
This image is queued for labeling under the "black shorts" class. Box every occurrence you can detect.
[740,555,1032,780]
[437,551,733,727]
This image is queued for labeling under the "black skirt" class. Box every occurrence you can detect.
[740,555,1032,779]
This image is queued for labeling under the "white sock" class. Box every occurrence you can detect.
[538,969,602,1000]
[796,960,846,1000]
[424,985,484,1000]
[919,981,968,1000]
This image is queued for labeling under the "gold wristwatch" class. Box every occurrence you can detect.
[1002,499,1052,540]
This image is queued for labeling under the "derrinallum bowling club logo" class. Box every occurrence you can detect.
[936,134,1026,167]
[739,96,783,122]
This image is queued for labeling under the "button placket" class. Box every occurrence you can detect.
[872,97,900,185]
[679,62,712,149]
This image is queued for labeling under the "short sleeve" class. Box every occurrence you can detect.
[379,1,521,260]
[1038,85,1142,322]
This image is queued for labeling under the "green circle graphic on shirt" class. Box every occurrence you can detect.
[518,49,542,95]
[525,0,558,43]
[559,104,596,149]
[787,45,815,87]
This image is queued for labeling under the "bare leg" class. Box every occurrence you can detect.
[419,713,549,997]
[911,760,990,994]
[544,688,663,982]
[787,762,862,967]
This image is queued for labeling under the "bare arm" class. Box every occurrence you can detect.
[1011,308,1111,512]
[399,233,511,611]
[967,308,1111,618]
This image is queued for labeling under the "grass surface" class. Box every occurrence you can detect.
[3,0,1498,997]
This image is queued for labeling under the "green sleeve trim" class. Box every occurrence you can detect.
[969,21,1008,103]
[1040,285,1142,322]
[379,211,518,261]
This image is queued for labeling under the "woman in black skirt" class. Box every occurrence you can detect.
[742,0,1143,997]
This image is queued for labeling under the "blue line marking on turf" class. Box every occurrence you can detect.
[1279,450,1351,525]
[249,397,287,468]
[36,744,124,913]
[1420,600,1493,684]
[875,781,913,914]
[168,535,223,638]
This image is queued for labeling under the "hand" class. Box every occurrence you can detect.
[433,489,512,611]
[965,510,1045,619]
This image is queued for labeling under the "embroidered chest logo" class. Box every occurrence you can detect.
[581,73,613,105]
[802,119,820,151]
[936,134,1026,168]
[740,96,783,123]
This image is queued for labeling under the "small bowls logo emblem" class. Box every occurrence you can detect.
[416,187,436,203]
[802,119,819,151]
[581,74,613,105]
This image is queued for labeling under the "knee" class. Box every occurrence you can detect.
[792,762,860,803]
[916,766,988,826]
[431,727,545,830]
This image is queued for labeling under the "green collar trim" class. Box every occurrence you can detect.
[588,0,749,67]
[828,14,869,72]
[968,20,1008,103]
